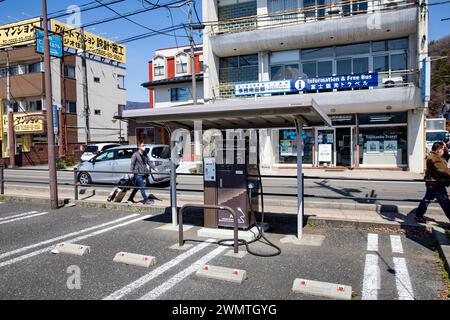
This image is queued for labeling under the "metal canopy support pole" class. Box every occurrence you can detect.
[295,118,304,239]
[170,137,178,227]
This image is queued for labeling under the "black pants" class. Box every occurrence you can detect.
[416,185,450,220]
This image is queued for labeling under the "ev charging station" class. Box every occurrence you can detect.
[123,95,331,240]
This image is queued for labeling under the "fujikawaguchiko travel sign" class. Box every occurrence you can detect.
[235,73,379,96]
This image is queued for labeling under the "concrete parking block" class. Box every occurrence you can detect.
[156,223,194,232]
[169,243,194,251]
[280,234,325,246]
[113,252,157,268]
[196,265,247,284]
[197,224,268,242]
[292,278,352,300]
[51,243,91,256]
[224,249,247,258]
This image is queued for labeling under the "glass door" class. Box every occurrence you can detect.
[316,128,335,167]
[335,127,352,167]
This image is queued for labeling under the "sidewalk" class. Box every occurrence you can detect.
[2,183,448,229]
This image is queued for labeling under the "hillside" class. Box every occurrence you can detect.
[428,35,450,116]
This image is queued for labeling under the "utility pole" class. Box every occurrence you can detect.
[188,0,197,104]
[6,49,15,168]
[81,28,91,145]
[42,0,59,209]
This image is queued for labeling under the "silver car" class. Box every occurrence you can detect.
[77,144,172,185]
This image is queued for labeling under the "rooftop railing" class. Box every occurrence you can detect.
[210,0,417,36]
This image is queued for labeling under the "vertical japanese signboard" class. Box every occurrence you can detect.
[50,20,126,63]
[0,18,41,49]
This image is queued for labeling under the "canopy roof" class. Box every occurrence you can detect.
[122,94,332,130]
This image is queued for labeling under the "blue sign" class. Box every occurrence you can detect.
[53,105,59,131]
[36,29,63,58]
[235,73,379,96]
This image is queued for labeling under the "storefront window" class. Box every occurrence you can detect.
[358,112,407,125]
[358,127,407,166]
[136,127,156,144]
[279,129,313,164]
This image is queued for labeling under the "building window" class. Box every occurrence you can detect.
[28,62,43,73]
[28,100,42,111]
[268,0,300,19]
[219,54,259,83]
[176,61,188,74]
[67,101,76,113]
[358,127,407,167]
[218,1,257,21]
[278,129,313,164]
[94,109,101,115]
[170,87,190,102]
[118,75,125,89]
[94,77,100,83]
[64,65,75,78]
[270,64,300,80]
[154,65,164,76]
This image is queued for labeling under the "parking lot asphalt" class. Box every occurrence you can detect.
[0,201,446,300]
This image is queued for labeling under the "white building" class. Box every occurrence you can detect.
[202,0,429,173]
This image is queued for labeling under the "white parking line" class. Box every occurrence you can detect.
[362,254,380,300]
[0,214,139,260]
[367,233,378,252]
[0,212,49,225]
[0,211,38,222]
[393,257,414,300]
[104,239,215,300]
[139,245,228,300]
[390,235,404,254]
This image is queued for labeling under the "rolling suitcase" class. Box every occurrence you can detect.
[107,176,135,203]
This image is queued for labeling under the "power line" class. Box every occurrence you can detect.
[94,0,188,38]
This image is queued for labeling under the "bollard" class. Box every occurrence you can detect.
[73,167,78,201]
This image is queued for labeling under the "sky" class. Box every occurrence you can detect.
[0,0,449,103]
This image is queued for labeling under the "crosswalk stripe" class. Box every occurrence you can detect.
[393,257,414,300]
[367,233,378,252]
[0,215,151,269]
[362,253,380,300]
[104,239,216,300]
[0,214,139,260]
[0,212,49,225]
[139,245,228,300]
[390,235,404,254]
[0,211,38,222]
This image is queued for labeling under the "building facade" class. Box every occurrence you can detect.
[128,44,204,155]
[0,20,127,165]
[202,0,429,172]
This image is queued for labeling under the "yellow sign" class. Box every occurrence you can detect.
[50,20,126,63]
[0,18,41,49]
[3,112,45,133]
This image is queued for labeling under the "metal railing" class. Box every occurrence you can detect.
[215,69,418,99]
[178,203,239,253]
[211,0,417,35]
[0,165,436,205]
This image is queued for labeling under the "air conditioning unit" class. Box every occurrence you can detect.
[382,76,403,88]
[383,0,402,8]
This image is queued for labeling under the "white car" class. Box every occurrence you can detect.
[77,144,172,185]
[80,143,121,162]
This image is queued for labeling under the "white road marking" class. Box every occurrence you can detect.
[139,245,228,300]
[104,239,215,300]
[362,254,380,300]
[0,214,147,267]
[0,212,49,225]
[367,233,378,252]
[0,211,38,222]
[390,235,404,254]
[393,257,414,300]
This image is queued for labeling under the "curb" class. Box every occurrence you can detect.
[0,194,67,207]
[432,226,450,275]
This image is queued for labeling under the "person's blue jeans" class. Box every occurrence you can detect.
[128,175,148,203]
[416,185,450,220]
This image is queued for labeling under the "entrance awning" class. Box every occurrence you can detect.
[122,95,332,130]
[123,95,331,239]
